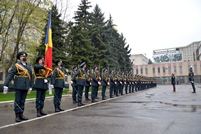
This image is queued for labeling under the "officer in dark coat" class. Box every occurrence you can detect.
[71,62,86,106]
[91,66,99,102]
[51,59,65,112]
[171,73,176,92]
[71,66,78,103]
[34,55,49,117]
[189,66,196,93]
[101,68,108,100]
[3,52,33,122]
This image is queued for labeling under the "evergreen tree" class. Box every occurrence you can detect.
[148,59,153,64]
[90,4,108,70]
[36,5,69,67]
[66,0,95,68]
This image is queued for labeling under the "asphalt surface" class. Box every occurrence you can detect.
[0,84,201,134]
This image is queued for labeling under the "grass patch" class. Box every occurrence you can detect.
[0,89,69,102]
[0,87,104,102]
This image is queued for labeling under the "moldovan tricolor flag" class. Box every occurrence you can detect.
[44,11,52,77]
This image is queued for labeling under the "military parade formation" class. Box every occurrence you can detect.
[3,51,158,122]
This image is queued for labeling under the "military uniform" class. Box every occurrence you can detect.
[51,59,65,112]
[101,68,108,100]
[189,67,196,93]
[3,52,32,122]
[91,66,99,102]
[85,69,91,101]
[109,71,116,98]
[71,62,86,106]
[34,55,48,117]
[171,73,176,92]
[71,66,78,103]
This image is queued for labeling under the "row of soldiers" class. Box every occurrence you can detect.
[2,51,157,122]
[70,62,157,106]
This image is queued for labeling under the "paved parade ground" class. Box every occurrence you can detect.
[0,84,201,134]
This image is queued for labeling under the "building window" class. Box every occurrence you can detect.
[163,67,165,73]
[168,67,171,73]
[174,66,176,72]
[158,67,160,73]
[145,68,148,74]
[194,65,197,71]
[153,68,155,73]
[0,72,3,81]
[136,69,138,74]
[179,66,182,72]
[141,68,143,74]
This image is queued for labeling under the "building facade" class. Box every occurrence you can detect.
[130,54,149,65]
[153,41,201,63]
[195,43,201,61]
[133,61,201,84]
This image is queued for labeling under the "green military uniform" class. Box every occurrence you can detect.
[34,55,48,117]
[109,71,116,98]
[189,67,196,93]
[4,52,32,122]
[85,69,91,101]
[91,66,99,102]
[101,68,108,100]
[51,59,65,112]
[71,66,78,103]
[71,62,86,106]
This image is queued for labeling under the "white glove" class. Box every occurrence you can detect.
[115,82,117,85]
[191,81,194,83]
[50,84,54,89]
[98,81,101,85]
[124,82,126,84]
[70,81,73,84]
[44,79,48,83]
[3,86,8,94]
[29,88,32,91]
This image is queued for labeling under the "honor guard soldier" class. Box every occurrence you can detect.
[91,66,100,102]
[71,66,78,103]
[189,66,196,93]
[101,68,108,100]
[109,70,115,98]
[71,62,86,106]
[34,55,48,117]
[51,59,65,112]
[3,52,33,122]
[85,68,91,101]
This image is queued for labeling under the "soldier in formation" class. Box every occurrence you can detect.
[3,52,32,122]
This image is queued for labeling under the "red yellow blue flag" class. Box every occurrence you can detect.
[44,11,53,77]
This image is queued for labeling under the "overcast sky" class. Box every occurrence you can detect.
[66,0,201,60]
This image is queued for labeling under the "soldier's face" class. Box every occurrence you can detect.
[39,59,44,64]
[20,55,26,61]
[83,64,86,69]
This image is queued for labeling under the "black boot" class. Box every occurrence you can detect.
[20,113,28,121]
[58,105,64,111]
[102,97,106,100]
[40,108,47,116]
[15,113,21,122]
[78,102,85,106]
[91,99,98,103]
[85,98,91,101]
[55,104,60,112]
[37,109,41,117]
[73,100,78,104]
